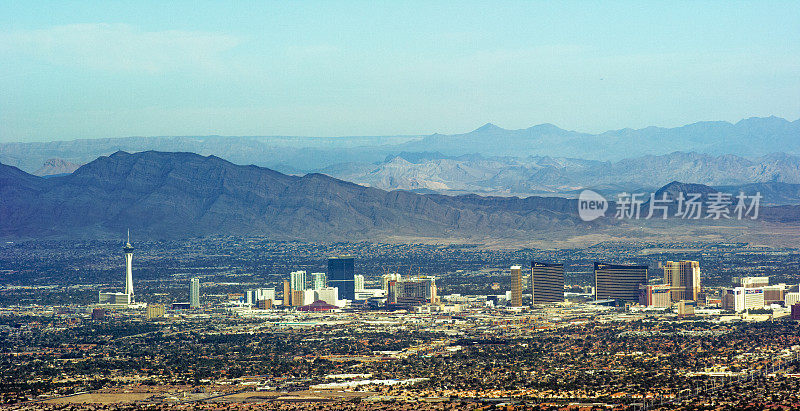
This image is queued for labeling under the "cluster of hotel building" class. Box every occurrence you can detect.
[507,260,800,317]
[636,262,800,314]
[96,236,800,318]
[98,242,439,314]
[241,256,438,311]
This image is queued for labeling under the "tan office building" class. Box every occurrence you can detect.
[283,280,292,306]
[510,266,522,307]
[663,261,700,302]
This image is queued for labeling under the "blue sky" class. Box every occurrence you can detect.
[1,1,799,142]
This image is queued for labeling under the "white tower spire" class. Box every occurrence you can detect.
[123,230,134,302]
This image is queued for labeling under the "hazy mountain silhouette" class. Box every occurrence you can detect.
[322,151,800,202]
[1,116,797,174]
[398,116,800,159]
[0,151,585,240]
[3,151,800,242]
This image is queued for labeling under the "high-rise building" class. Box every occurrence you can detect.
[292,289,306,307]
[190,277,200,308]
[328,256,355,300]
[100,230,136,306]
[530,262,565,304]
[510,266,522,307]
[792,303,800,321]
[312,272,327,290]
[304,289,316,305]
[256,288,276,303]
[354,274,365,292]
[388,276,437,307]
[594,263,648,302]
[245,287,276,306]
[283,280,292,306]
[639,284,671,307]
[663,261,700,302]
[123,230,135,302]
[290,270,308,292]
[382,273,401,292]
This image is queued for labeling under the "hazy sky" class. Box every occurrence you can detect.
[1,1,799,142]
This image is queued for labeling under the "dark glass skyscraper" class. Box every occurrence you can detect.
[594,262,648,302]
[328,255,355,300]
[531,261,564,304]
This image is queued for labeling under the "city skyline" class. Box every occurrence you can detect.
[3,234,800,408]
[3,2,800,409]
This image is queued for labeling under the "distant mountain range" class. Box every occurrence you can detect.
[322,151,800,203]
[1,116,797,172]
[2,116,799,205]
[20,151,800,202]
[397,116,800,159]
[2,151,800,246]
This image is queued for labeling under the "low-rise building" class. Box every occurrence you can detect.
[355,288,385,301]
[639,284,671,307]
[677,300,696,317]
[315,287,339,306]
[785,292,800,307]
[764,284,786,305]
[146,304,165,319]
[99,292,131,305]
[723,287,765,312]
[91,308,106,321]
[734,276,769,288]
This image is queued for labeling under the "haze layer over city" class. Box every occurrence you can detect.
[2,2,800,410]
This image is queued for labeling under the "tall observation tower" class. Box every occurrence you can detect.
[123,229,134,302]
